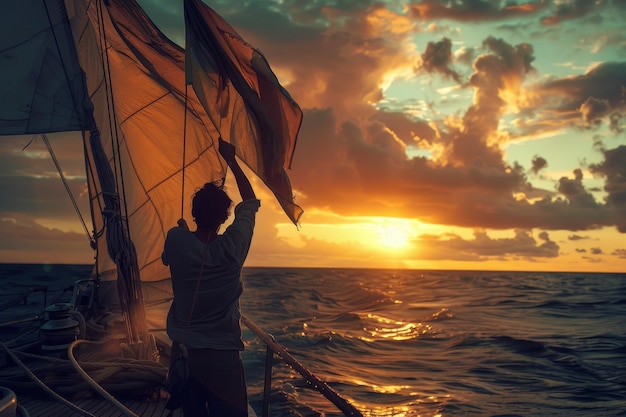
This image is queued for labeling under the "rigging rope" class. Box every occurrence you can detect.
[181,85,189,219]
[68,339,140,417]
[0,342,96,417]
[41,134,94,247]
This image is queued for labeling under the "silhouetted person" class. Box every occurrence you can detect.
[162,137,259,417]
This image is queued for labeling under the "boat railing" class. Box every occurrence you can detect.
[241,315,364,417]
[0,286,47,313]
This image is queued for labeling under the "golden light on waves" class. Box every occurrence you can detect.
[359,313,432,342]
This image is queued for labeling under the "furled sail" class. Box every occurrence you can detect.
[184,0,304,225]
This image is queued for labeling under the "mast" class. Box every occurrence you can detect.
[85,120,153,353]
[76,0,154,356]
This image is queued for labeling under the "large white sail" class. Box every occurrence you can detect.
[67,0,225,287]
[0,0,304,341]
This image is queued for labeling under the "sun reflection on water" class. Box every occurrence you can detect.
[347,378,447,417]
[359,313,433,342]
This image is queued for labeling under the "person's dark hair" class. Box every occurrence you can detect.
[191,182,232,230]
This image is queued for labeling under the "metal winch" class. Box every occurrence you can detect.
[39,303,81,352]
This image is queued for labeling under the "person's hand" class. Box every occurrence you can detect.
[218,137,235,165]
[177,219,189,230]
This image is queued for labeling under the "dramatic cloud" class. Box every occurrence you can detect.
[435,36,535,167]
[409,0,549,21]
[285,29,617,234]
[415,229,559,261]
[529,62,626,131]
[568,234,590,241]
[530,155,547,175]
[244,2,419,122]
[580,97,611,125]
[420,37,462,82]
[0,217,92,264]
[370,111,437,146]
[590,145,626,232]
[0,136,89,220]
[541,0,605,25]
[2,0,625,271]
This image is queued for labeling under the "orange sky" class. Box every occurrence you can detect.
[1,0,625,272]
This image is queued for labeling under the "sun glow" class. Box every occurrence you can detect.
[378,220,412,249]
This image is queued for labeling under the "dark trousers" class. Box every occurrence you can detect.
[171,343,248,417]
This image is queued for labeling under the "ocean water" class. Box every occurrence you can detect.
[1,265,625,417]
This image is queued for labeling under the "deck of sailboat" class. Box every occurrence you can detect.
[15,394,257,417]
[3,330,173,417]
[16,392,183,417]
[4,331,258,417]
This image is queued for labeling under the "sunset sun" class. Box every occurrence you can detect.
[377,221,411,249]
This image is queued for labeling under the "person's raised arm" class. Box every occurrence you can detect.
[219,138,256,201]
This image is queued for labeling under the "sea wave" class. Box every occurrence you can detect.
[1,265,625,416]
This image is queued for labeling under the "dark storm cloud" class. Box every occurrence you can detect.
[590,247,603,255]
[530,155,547,174]
[420,37,462,82]
[534,62,626,128]
[557,169,599,209]
[589,145,626,232]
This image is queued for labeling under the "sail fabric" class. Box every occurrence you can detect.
[184,0,304,225]
[66,0,226,289]
[0,0,90,135]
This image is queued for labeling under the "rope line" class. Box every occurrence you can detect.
[68,339,142,417]
[0,342,96,417]
[182,84,189,219]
